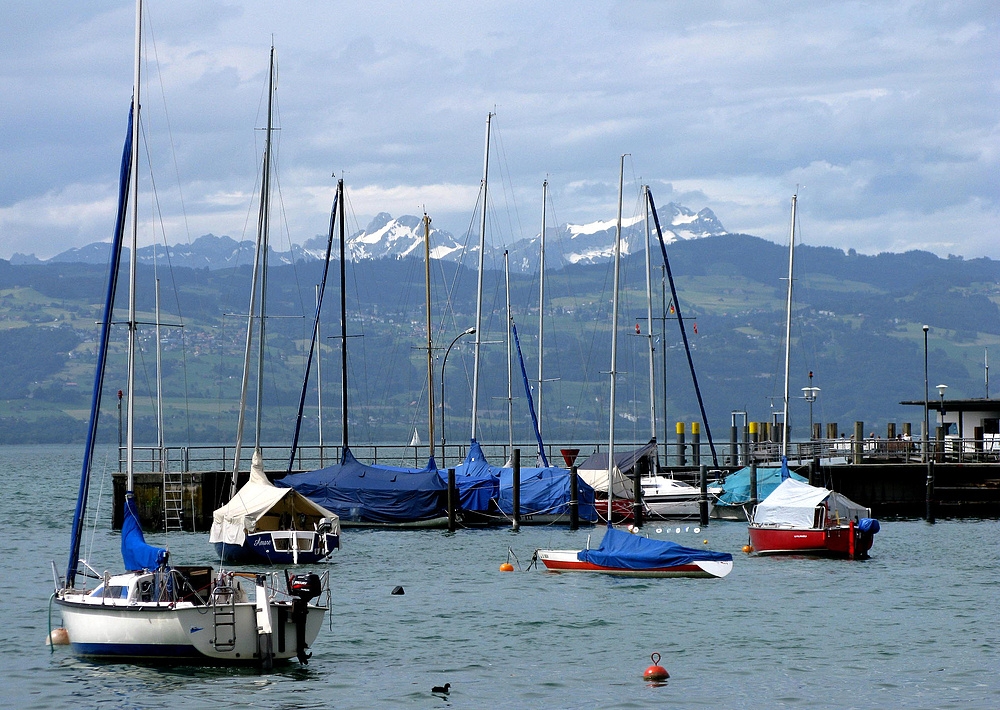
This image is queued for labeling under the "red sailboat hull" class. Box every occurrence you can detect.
[748,520,874,558]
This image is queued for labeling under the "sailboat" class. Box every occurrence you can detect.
[209,47,340,566]
[747,196,880,557]
[54,3,328,665]
[535,157,733,579]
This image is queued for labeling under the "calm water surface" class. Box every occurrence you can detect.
[1,445,996,708]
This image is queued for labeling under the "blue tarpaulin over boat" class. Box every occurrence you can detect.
[497,467,598,520]
[715,466,806,507]
[452,440,598,520]
[447,441,500,512]
[277,448,446,523]
[578,526,733,569]
[121,494,168,571]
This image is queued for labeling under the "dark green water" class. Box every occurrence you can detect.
[2,445,997,708]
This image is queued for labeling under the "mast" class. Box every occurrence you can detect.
[254,47,276,452]
[504,250,513,455]
[125,0,143,495]
[315,284,324,464]
[424,212,435,457]
[154,277,164,468]
[642,186,657,450]
[338,178,348,452]
[781,194,797,457]
[537,180,547,436]
[231,46,275,493]
[471,112,492,442]
[608,155,626,521]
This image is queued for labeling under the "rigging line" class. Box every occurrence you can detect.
[491,121,525,249]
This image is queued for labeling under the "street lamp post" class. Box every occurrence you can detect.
[936,383,948,438]
[440,327,475,467]
[923,324,933,522]
[922,325,929,464]
[801,371,820,441]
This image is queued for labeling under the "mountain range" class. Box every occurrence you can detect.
[10,203,727,273]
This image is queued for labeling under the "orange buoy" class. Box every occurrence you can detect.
[742,544,753,554]
[499,562,514,572]
[643,652,669,682]
[47,627,70,646]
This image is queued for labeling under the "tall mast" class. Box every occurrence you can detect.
[424,212,435,457]
[338,179,348,451]
[315,284,324,462]
[504,250,514,455]
[471,112,492,442]
[643,186,657,448]
[125,0,143,494]
[781,193,797,457]
[253,46,276,452]
[608,155,626,520]
[231,46,274,492]
[154,277,164,460]
[537,180,548,436]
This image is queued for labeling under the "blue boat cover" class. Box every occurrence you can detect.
[578,526,733,569]
[715,466,806,506]
[497,467,597,520]
[452,441,598,520]
[277,448,446,523]
[121,494,168,571]
[447,441,501,511]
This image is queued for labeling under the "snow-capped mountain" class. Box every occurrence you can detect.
[17,203,726,272]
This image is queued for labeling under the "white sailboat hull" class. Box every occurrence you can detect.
[56,595,326,662]
[55,570,327,663]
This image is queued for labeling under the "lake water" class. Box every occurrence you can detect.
[1,444,997,709]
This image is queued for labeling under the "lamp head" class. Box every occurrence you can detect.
[936,384,948,398]
[464,327,476,335]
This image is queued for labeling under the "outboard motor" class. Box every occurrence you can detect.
[288,573,322,602]
[317,517,335,535]
[287,572,323,663]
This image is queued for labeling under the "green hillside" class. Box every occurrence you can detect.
[1,236,997,446]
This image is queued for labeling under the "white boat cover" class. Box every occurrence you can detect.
[752,477,869,528]
[209,449,340,545]
[577,464,633,498]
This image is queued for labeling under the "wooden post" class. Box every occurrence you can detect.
[692,422,701,466]
[633,456,646,528]
[887,422,896,440]
[926,458,935,523]
[853,421,864,464]
[749,462,758,510]
[729,420,738,466]
[826,422,838,440]
[447,468,456,533]
[512,448,520,531]
[569,465,579,530]
[808,457,817,486]
[699,464,708,526]
[675,422,686,467]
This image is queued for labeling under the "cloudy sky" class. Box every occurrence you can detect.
[2,0,997,261]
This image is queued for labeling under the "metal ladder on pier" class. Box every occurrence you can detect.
[163,466,185,532]
[211,586,237,651]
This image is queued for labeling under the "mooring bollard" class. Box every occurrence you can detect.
[512,448,521,531]
[692,422,701,466]
[676,422,686,467]
[699,464,708,526]
[633,456,646,528]
[749,461,758,510]
[569,465,579,531]
[447,468,456,533]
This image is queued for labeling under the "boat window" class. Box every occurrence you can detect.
[90,585,129,599]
